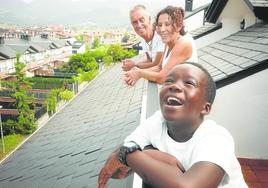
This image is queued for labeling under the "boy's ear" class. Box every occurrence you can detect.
[201,102,212,115]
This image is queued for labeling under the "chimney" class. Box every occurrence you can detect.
[185,0,193,11]
[0,36,4,44]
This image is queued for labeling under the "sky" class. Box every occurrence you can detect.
[0,0,211,27]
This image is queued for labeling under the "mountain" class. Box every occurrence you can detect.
[0,0,211,27]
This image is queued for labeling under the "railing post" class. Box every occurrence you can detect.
[146,81,160,118]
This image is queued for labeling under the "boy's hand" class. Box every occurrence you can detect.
[98,152,132,188]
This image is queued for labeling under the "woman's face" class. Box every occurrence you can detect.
[156,13,178,44]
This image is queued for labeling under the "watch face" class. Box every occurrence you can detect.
[123,141,136,148]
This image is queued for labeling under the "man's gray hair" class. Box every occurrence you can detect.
[129,4,149,17]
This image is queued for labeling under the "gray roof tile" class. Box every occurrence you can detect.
[198,22,268,82]
[0,64,146,187]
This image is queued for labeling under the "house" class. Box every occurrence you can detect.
[0,34,72,78]
[72,41,86,54]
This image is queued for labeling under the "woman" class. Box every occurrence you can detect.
[124,6,198,86]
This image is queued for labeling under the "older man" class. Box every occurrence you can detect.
[122,5,164,71]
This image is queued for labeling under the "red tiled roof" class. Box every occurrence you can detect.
[238,158,268,188]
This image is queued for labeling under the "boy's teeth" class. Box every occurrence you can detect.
[167,97,181,106]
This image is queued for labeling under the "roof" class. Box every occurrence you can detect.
[245,0,268,8]
[72,41,84,49]
[190,22,222,40]
[4,38,44,52]
[197,22,268,87]
[205,0,268,23]
[0,64,146,188]
[205,0,228,23]
[0,45,17,59]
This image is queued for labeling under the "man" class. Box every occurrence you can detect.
[98,63,248,188]
[122,5,164,71]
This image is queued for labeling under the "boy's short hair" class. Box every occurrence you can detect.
[185,62,216,104]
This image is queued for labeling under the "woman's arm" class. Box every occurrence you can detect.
[124,38,193,85]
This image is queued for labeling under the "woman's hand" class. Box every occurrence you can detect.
[123,67,141,86]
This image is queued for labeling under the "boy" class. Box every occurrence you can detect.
[98,63,248,188]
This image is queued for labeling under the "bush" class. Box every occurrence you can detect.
[73,70,98,83]
[28,77,75,89]
[59,90,74,101]
[103,55,113,66]
[45,88,62,116]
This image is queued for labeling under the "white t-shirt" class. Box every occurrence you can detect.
[140,32,165,62]
[124,111,248,188]
[161,33,198,68]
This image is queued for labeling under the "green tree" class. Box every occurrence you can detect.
[103,55,113,66]
[92,37,101,49]
[64,52,98,73]
[91,47,106,62]
[1,54,36,135]
[75,34,84,42]
[107,44,125,62]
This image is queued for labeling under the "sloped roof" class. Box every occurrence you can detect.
[206,0,268,23]
[205,0,228,23]
[198,22,268,87]
[0,45,17,59]
[190,22,222,40]
[0,64,146,188]
[4,38,44,52]
[245,0,268,8]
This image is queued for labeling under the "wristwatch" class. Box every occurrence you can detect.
[118,141,141,166]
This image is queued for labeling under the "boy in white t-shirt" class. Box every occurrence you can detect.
[98,63,248,188]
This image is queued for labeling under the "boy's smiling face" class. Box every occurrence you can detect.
[160,64,211,124]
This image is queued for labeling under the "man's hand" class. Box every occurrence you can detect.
[98,151,132,188]
[123,67,141,86]
[122,59,136,71]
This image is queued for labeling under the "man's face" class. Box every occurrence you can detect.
[160,64,210,123]
[130,9,151,38]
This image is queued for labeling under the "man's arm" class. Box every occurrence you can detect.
[122,52,163,71]
[136,52,163,69]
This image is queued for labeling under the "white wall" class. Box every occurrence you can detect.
[185,10,205,32]
[207,69,268,159]
[0,59,15,73]
[195,0,256,49]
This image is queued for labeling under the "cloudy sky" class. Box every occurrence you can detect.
[0,0,211,27]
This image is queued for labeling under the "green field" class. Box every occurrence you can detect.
[0,134,27,160]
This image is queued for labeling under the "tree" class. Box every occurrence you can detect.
[75,34,84,42]
[64,52,98,73]
[1,54,36,135]
[92,37,101,49]
[107,44,125,62]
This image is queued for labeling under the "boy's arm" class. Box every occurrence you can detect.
[127,151,225,188]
